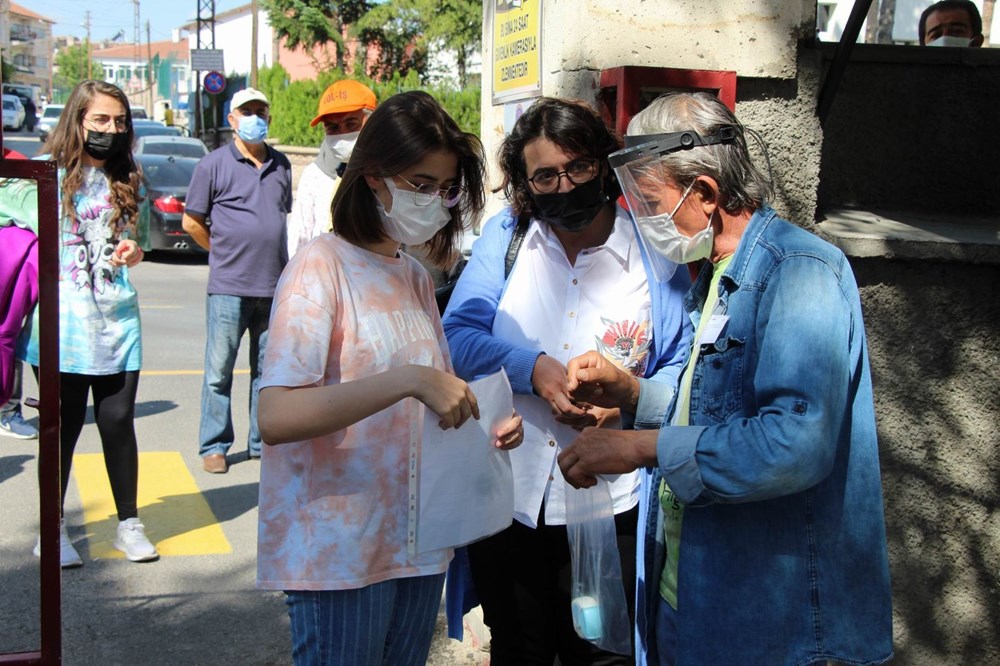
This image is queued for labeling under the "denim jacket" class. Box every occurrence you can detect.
[634,207,893,665]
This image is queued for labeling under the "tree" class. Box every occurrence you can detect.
[53,42,103,92]
[354,0,428,80]
[402,0,481,88]
[260,0,372,72]
[0,56,15,85]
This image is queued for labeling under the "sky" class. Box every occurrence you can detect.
[34,0,246,45]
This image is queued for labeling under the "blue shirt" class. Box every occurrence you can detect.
[633,207,893,665]
[185,141,291,297]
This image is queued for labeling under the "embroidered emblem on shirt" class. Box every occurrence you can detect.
[595,317,651,376]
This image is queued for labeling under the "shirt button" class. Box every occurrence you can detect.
[572,278,578,285]
[562,343,569,350]
[549,474,555,481]
[568,311,576,318]
[548,440,556,447]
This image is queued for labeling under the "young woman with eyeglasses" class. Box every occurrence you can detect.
[255,90,523,666]
[440,97,693,665]
[21,80,157,567]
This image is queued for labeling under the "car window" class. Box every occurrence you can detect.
[131,107,149,119]
[42,107,62,118]
[144,143,207,158]
[143,160,197,188]
[3,101,15,110]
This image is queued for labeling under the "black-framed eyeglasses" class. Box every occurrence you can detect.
[396,173,463,208]
[526,158,599,194]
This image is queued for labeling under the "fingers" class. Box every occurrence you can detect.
[567,351,603,390]
[556,446,597,489]
[494,412,524,449]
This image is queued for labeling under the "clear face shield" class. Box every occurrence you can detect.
[608,127,737,280]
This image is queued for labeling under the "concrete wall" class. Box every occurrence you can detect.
[480,1,1000,663]
[853,256,1000,663]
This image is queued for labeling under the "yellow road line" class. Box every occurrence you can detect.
[143,369,250,376]
[74,451,232,558]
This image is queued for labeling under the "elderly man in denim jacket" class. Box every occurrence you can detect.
[557,92,893,665]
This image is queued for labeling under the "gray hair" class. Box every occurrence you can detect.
[626,92,772,214]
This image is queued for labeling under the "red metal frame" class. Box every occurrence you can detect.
[0,152,62,663]
[598,66,737,134]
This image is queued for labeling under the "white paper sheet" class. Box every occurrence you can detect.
[409,369,515,555]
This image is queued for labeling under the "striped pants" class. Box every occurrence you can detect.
[285,572,446,666]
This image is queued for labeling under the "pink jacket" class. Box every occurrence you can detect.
[0,224,38,404]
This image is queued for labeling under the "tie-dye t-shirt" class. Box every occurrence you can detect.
[257,233,454,591]
[21,166,143,374]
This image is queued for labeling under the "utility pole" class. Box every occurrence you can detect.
[250,0,258,88]
[146,20,153,112]
[133,0,140,92]
[84,11,92,79]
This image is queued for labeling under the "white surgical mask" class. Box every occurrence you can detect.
[324,130,360,165]
[634,181,714,264]
[928,35,973,47]
[375,177,451,245]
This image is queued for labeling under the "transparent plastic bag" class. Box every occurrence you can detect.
[564,475,633,656]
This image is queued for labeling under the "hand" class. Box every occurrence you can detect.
[407,365,480,429]
[557,428,657,489]
[493,410,523,450]
[567,351,640,411]
[531,354,587,419]
[555,405,621,431]
[110,239,144,268]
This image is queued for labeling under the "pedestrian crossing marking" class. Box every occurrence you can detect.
[74,451,233,558]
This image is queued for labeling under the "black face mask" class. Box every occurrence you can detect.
[529,176,609,232]
[83,130,130,160]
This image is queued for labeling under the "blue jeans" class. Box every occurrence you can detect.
[198,294,271,458]
[285,573,446,666]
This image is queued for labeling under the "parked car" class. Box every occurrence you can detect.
[134,135,208,158]
[2,94,25,130]
[132,119,185,138]
[136,154,206,253]
[131,106,149,119]
[37,104,64,140]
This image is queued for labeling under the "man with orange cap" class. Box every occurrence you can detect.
[287,79,377,257]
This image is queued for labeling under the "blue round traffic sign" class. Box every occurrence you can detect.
[204,71,225,95]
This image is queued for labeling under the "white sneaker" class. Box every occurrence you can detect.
[114,518,159,562]
[32,519,83,569]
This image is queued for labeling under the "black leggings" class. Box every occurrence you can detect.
[51,371,141,521]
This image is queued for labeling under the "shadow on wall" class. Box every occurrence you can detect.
[852,257,1000,664]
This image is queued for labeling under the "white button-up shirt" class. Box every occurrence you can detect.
[493,207,652,527]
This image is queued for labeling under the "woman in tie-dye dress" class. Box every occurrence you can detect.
[256,91,523,666]
[19,80,158,568]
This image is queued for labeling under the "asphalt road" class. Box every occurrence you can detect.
[0,252,488,664]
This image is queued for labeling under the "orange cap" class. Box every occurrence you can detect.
[310,80,377,127]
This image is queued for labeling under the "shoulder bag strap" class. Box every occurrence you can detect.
[504,215,529,280]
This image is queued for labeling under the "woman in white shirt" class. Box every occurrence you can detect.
[442,98,692,666]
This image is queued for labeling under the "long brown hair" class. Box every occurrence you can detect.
[41,80,143,232]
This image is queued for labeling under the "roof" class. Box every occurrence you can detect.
[92,39,191,62]
[10,2,55,24]
[180,2,253,30]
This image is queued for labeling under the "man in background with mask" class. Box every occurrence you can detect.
[557,92,893,665]
[287,79,376,257]
[182,87,292,474]
[919,0,984,46]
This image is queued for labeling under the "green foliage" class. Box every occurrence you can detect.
[0,56,15,85]
[53,42,104,94]
[256,64,481,146]
[261,0,482,86]
[261,0,373,72]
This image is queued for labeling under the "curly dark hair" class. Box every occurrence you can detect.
[41,80,143,233]
[496,97,622,218]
